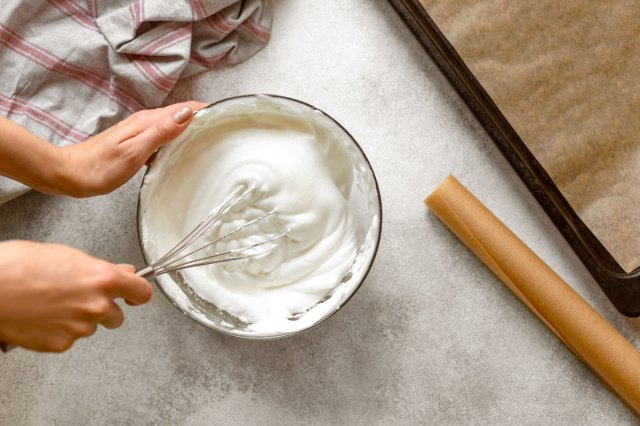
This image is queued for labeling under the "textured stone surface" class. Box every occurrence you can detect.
[1,0,639,424]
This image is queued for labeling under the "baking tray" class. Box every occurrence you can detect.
[388,0,640,316]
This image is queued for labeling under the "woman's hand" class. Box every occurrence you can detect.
[0,241,152,352]
[0,101,205,197]
[55,101,207,197]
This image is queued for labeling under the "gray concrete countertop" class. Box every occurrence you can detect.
[1,1,639,424]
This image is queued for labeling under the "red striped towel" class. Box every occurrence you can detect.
[0,0,272,203]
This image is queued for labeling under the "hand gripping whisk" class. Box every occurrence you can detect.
[136,186,288,280]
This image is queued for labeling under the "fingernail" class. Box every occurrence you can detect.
[117,263,136,271]
[172,106,192,124]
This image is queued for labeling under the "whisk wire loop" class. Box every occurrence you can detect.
[137,185,287,279]
[152,185,250,267]
[159,209,278,271]
[157,231,288,275]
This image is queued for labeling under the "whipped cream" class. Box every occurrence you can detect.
[139,96,361,335]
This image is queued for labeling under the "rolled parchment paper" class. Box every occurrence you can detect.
[425,175,640,413]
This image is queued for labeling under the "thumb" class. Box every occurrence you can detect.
[129,105,194,161]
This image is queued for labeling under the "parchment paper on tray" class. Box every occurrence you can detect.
[420,0,640,272]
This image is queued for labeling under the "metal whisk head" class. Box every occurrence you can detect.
[137,186,287,279]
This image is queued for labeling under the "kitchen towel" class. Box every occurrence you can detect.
[0,0,272,203]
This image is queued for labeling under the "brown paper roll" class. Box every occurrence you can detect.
[425,175,640,414]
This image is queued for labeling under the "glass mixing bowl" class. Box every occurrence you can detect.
[137,94,382,339]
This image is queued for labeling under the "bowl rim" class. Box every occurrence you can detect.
[136,93,383,340]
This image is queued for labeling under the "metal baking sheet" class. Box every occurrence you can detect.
[389,0,640,316]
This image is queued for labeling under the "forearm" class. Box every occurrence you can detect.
[0,116,66,194]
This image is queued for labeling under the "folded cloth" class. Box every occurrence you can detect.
[0,0,272,203]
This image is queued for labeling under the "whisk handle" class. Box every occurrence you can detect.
[136,266,156,280]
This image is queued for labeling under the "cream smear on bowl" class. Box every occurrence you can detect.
[139,95,381,338]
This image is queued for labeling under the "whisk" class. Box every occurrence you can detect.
[136,185,288,280]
